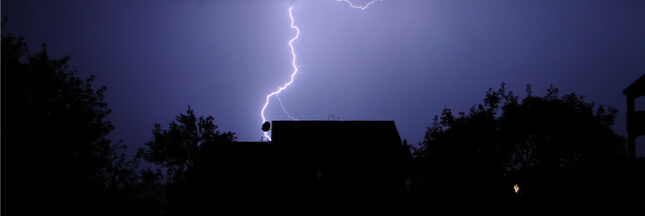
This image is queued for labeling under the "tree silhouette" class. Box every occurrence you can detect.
[136,106,237,214]
[137,106,237,184]
[102,142,142,190]
[413,83,630,213]
[2,20,125,214]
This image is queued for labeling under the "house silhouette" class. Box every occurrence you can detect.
[195,120,413,209]
[270,120,413,207]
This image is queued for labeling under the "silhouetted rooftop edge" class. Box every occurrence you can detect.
[623,74,645,96]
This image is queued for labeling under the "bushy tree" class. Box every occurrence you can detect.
[2,22,122,214]
[413,83,628,211]
[415,83,625,172]
[137,106,237,183]
[102,142,142,190]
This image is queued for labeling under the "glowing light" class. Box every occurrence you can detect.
[261,6,300,141]
[261,1,383,141]
[276,94,296,121]
[514,184,520,194]
[336,0,383,10]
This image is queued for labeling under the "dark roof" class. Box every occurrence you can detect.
[623,74,645,97]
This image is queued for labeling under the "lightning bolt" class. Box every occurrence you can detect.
[276,94,296,121]
[336,0,382,10]
[261,1,382,141]
[261,6,299,141]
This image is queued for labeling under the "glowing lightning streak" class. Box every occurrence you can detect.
[261,1,382,141]
[336,0,383,10]
[261,6,299,141]
[276,94,296,121]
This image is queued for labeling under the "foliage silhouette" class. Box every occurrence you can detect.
[2,19,143,214]
[137,106,237,184]
[102,142,142,190]
[136,106,238,213]
[412,83,635,213]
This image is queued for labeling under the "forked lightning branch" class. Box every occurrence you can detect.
[260,0,382,141]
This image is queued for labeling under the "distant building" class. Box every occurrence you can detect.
[623,74,645,158]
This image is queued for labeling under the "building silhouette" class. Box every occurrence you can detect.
[190,115,645,212]
[270,120,412,207]
[624,74,645,158]
[195,120,413,209]
[622,74,645,214]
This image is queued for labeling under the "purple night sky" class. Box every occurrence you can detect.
[3,0,645,157]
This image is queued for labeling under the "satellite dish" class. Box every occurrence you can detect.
[261,121,271,132]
